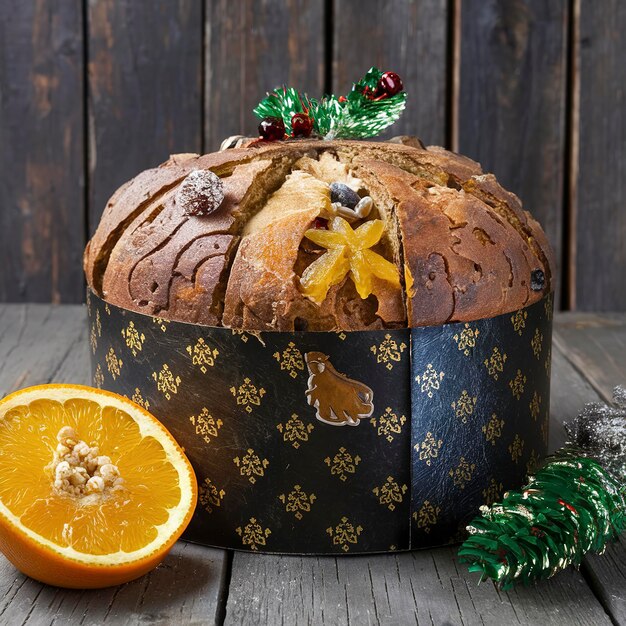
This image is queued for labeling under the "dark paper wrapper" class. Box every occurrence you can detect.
[87,290,553,554]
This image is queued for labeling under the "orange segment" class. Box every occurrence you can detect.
[0,384,197,588]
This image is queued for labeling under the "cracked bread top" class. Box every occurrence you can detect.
[84,139,554,331]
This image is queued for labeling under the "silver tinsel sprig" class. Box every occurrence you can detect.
[564,386,626,482]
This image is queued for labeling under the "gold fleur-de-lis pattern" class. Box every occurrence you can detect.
[131,387,150,410]
[413,501,441,534]
[186,337,219,373]
[190,408,223,444]
[327,516,363,552]
[152,364,181,400]
[325,447,361,482]
[236,518,271,550]
[273,342,304,378]
[370,407,406,443]
[509,369,527,400]
[233,448,269,484]
[105,347,123,380]
[121,321,145,357]
[531,328,543,359]
[529,391,541,421]
[451,390,477,423]
[416,432,443,466]
[482,478,503,505]
[484,347,507,379]
[279,485,316,520]
[449,457,476,490]
[415,364,444,397]
[452,324,480,356]
[482,413,505,445]
[372,476,408,511]
[93,363,104,388]
[370,333,407,370]
[199,478,226,514]
[230,377,266,413]
[511,309,528,335]
[88,285,552,553]
[509,434,525,463]
[276,413,314,449]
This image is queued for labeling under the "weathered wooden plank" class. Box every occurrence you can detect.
[10,542,229,626]
[205,0,326,151]
[574,2,626,310]
[88,0,203,232]
[553,313,626,401]
[224,547,611,625]
[457,0,569,304]
[333,0,448,145]
[553,313,626,624]
[0,0,84,303]
[223,316,617,625]
[0,305,86,396]
[0,305,230,625]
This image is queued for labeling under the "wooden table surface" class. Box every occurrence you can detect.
[0,305,624,626]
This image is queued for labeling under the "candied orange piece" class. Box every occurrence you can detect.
[301,217,400,303]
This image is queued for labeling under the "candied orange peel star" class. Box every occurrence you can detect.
[300,216,401,303]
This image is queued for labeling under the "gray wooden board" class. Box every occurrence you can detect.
[0,0,85,303]
[574,1,626,310]
[204,0,326,152]
[0,305,230,626]
[332,0,448,145]
[457,0,569,306]
[87,0,203,233]
[553,314,626,625]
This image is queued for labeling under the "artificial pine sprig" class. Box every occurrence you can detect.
[253,67,407,140]
[459,388,626,589]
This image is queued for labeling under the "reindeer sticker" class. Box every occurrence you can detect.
[304,352,374,426]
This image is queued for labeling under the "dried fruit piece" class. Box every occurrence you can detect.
[176,169,224,216]
[330,182,360,209]
[301,217,400,303]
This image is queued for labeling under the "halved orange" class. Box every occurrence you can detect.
[0,384,197,588]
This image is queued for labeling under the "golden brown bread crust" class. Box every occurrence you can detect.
[84,139,554,330]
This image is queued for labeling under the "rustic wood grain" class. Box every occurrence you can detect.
[552,315,626,625]
[457,0,569,304]
[332,0,448,145]
[204,0,326,151]
[87,0,203,232]
[0,0,85,303]
[573,1,626,310]
[224,547,611,625]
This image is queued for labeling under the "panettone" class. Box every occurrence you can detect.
[84,138,554,331]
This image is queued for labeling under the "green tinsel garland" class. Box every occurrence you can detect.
[459,448,626,589]
[253,67,407,140]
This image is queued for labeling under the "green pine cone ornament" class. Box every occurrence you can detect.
[459,388,626,589]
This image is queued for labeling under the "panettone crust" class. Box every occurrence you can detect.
[84,139,555,330]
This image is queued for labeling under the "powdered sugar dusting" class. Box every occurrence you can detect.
[176,169,225,216]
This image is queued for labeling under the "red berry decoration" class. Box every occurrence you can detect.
[377,71,404,97]
[291,112,313,138]
[259,117,286,141]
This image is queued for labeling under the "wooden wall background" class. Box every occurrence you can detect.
[0,0,624,310]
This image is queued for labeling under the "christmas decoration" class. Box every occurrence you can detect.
[291,112,314,137]
[258,116,286,141]
[254,67,407,140]
[459,387,626,589]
